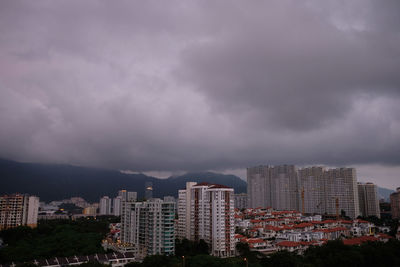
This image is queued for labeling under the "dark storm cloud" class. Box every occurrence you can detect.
[0,0,399,186]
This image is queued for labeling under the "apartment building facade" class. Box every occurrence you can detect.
[247,165,298,211]
[358,182,380,218]
[247,165,360,218]
[390,188,400,219]
[121,199,175,258]
[189,183,235,257]
[234,193,248,210]
[177,182,197,240]
[99,196,112,215]
[0,194,39,230]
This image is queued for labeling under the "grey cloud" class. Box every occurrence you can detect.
[0,0,399,187]
[178,1,400,130]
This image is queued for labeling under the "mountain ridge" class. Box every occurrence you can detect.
[0,158,394,203]
[0,159,246,202]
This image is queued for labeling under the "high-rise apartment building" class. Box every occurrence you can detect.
[190,183,235,257]
[270,165,298,211]
[121,199,175,258]
[298,167,325,214]
[324,168,359,219]
[390,188,400,219]
[177,182,197,239]
[247,165,298,211]
[177,182,235,257]
[118,190,137,202]
[0,194,39,230]
[118,190,138,217]
[358,182,380,218]
[247,165,270,208]
[234,193,248,210]
[113,196,122,216]
[247,165,360,218]
[99,196,112,215]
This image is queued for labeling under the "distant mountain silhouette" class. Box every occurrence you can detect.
[2,158,391,204]
[0,159,246,202]
[378,186,395,202]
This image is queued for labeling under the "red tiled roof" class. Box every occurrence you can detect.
[299,241,316,246]
[313,227,347,233]
[277,241,300,247]
[321,220,337,224]
[265,225,281,231]
[281,225,294,230]
[343,236,378,245]
[294,223,314,228]
[209,184,231,189]
[378,233,393,239]
[247,238,265,244]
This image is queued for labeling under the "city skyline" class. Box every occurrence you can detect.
[0,1,399,189]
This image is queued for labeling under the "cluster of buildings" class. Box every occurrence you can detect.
[103,191,176,260]
[98,182,154,216]
[105,182,236,260]
[234,207,393,255]
[1,164,400,265]
[247,165,381,219]
[99,190,138,216]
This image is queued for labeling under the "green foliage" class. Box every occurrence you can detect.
[175,239,209,256]
[0,218,109,263]
[124,240,400,267]
[236,242,261,263]
[261,251,302,267]
[186,254,245,267]
[357,215,399,236]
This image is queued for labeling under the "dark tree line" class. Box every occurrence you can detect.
[129,239,400,267]
[0,217,118,264]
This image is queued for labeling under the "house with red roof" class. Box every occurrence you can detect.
[343,235,378,245]
[313,227,349,240]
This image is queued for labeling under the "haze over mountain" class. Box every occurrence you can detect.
[1,159,395,203]
[0,159,246,202]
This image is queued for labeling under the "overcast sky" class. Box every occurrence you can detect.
[0,1,399,189]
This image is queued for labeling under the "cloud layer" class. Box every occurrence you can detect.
[0,1,399,187]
